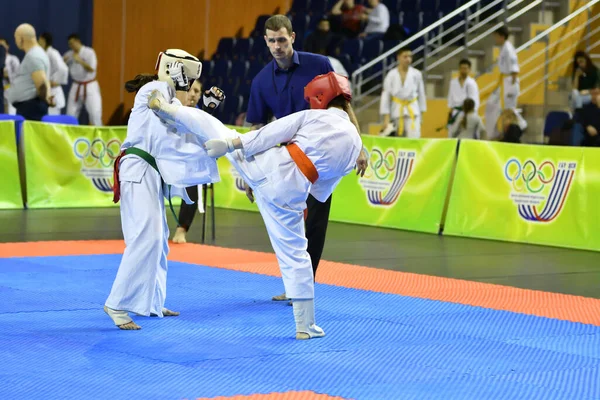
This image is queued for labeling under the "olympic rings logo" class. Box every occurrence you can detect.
[73,137,122,168]
[504,158,556,193]
[364,148,397,180]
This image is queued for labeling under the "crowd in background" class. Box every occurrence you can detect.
[2,0,599,148]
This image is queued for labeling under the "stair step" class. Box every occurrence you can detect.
[545,2,562,9]
[467,49,486,57]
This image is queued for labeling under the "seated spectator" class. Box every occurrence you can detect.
[579,87,600,147]
[329,0,365,38]
[304,18,334,54]
[571,51,599,111]
[448,98,487,140]
[548,119,576,146]
[359,0,390,40]
[498,109,522,143]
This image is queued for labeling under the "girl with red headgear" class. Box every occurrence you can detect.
[149,71,367,339]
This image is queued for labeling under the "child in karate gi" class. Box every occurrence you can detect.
[105,49,219,330]
[149,71,368,339]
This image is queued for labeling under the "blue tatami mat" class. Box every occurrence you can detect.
[0,254,599,400]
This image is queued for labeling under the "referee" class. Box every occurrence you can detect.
[246,15,335,303]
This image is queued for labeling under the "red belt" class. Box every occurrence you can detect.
[74,79,95,102]
[112,150,126,203]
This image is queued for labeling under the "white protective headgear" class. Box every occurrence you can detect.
[155,49,203,90]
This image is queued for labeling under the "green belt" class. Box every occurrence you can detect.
[447,106,463,125]
[123,147,179,226]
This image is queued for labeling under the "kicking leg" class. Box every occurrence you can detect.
[253,180,325,340]
[148,90,237,142]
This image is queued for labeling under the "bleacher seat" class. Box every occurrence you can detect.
[311,0,330,14]
[294,27,306,49]
[214,38,235,60]
[419,0,438,12]
[240,95,249,114]
[348,62,362,76]
[401,12,422,36]
[543,111,572,139]
[290,0,310,14]
[383,40,399,54]
[220,76,240,97]
[41,115,79,125]
[422,12,438,28]
[250,39,267,62]
[204,75,223,91]
[341,39,363,63]
[292,13,310,32]
[384,0,402,13]
[231,60,248,79]
[233,38,253,60]
[238,78,253,97]
[438,0,460,13]
[247,61,265,79]
[361,39,383,64]
[400,0,419,12]
[307,13,324,31]
[211,59,231,79]
[252,15,271,37]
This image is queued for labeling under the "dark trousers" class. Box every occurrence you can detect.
[13,98,48,121]
[305,194,332,279]
[178,185,199,231]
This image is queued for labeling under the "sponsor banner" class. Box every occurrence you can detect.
[444,140,600,251]
[214,135,457,233]
[0,121,23,209]
[330,136,458,233]
[23,122,127,208]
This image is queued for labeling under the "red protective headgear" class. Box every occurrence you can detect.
[304,72,352,109]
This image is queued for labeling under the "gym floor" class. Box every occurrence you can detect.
[1,207,600,400]
[2,207,599,299]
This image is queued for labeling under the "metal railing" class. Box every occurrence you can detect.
[477,0,600,115]
[350,0,554,118]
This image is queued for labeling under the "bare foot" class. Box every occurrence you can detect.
[172,227,187,244]
[272,293,290,301]
[118,321,141,330]
[104,305,141,330]
[150,308,180,317]
[162,308,180,317]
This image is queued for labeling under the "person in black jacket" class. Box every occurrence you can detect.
[579,88,600,147]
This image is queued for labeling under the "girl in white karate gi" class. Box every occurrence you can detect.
[379,47,427,138]
[105,49,220,330]
[149,71,368,340]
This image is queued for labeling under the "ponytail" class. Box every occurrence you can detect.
[125,74,158,93]
[328,95,361,134]
[460,98,476,130]
[343,101,361,134]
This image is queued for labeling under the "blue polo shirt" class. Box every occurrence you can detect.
[246,51,333,124]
